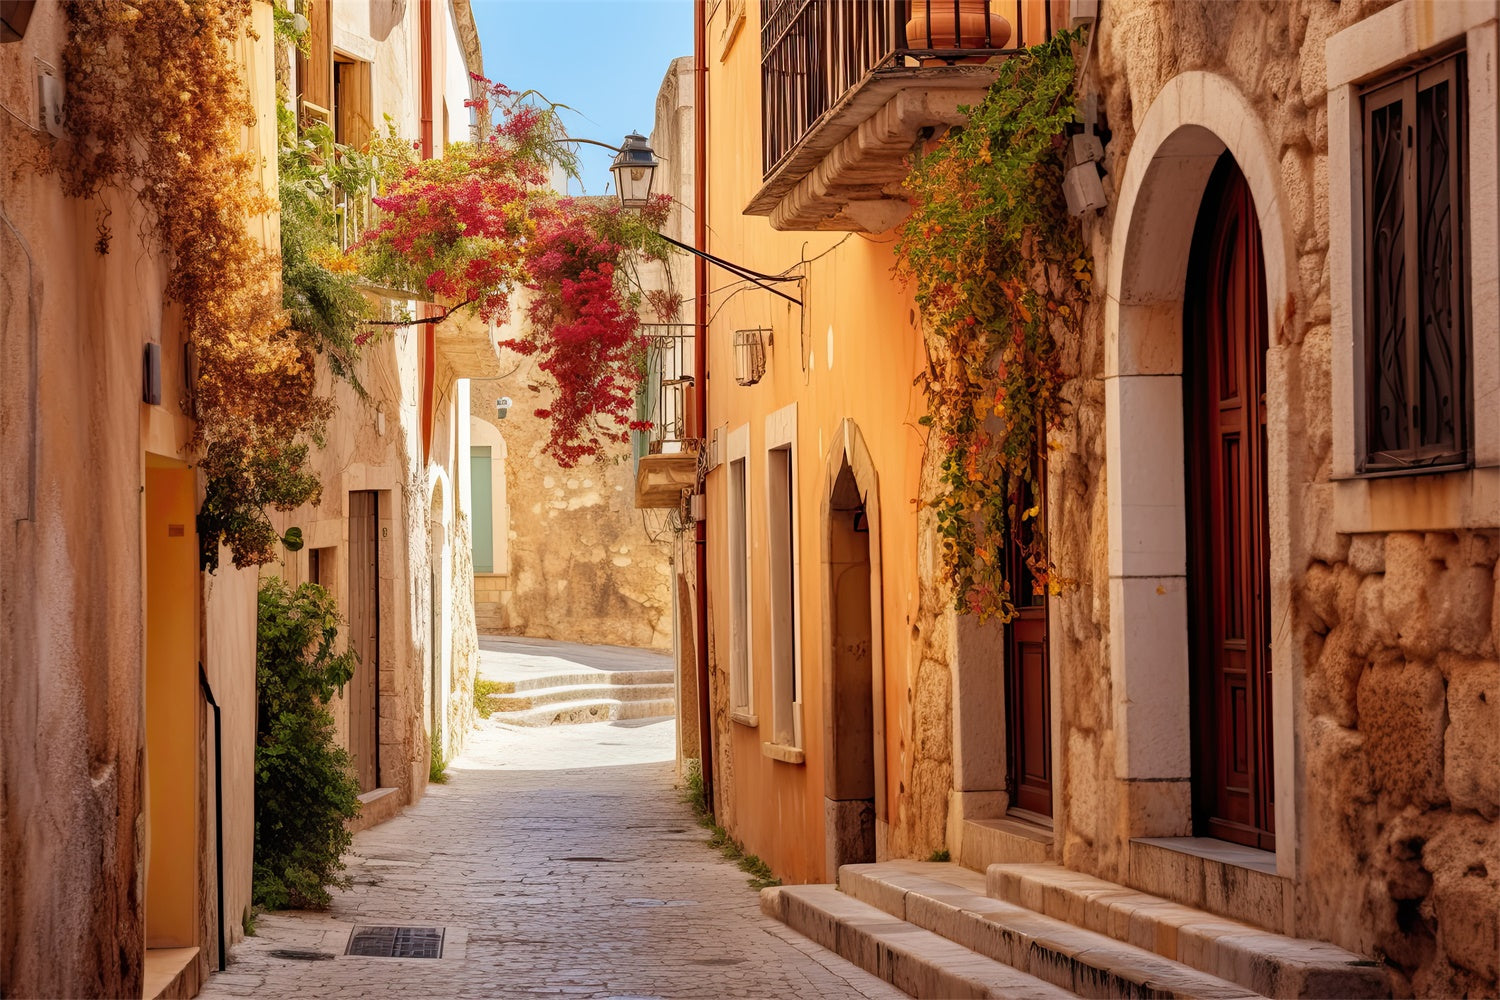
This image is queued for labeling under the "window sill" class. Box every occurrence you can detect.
[1333,464,1499,533]
[731,710,759,728]
[761,741,805,765]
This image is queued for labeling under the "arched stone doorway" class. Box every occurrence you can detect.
[1104,71,1299,869]
[820,419,886,874]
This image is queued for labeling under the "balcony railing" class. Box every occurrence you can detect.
[760,0,1056,177]
[632,324,699,510]
[633,324,696,464]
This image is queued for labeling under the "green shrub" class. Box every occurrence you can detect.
[428,735,450,784]
[254,578,361,910]
[473,677,502,719]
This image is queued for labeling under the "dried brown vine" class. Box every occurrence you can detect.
[56,0,328,569]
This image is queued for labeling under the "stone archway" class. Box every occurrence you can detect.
[819,419,888,872]
[1103,71,1300,870]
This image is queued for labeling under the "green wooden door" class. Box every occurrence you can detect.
[470,446,493,573]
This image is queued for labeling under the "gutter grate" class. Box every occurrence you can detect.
[346,925,445,959]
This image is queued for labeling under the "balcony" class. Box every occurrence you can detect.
[633,324,699,510]
[750,0,1061,232]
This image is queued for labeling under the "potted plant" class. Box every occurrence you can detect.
[904,0,1012,63]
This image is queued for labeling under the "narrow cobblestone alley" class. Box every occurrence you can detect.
[201,668,904,1000]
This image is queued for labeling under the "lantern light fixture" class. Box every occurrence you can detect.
[733,328,772,386]
[609,132,659,210]
[558,134,802,307]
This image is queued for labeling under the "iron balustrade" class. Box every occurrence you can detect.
[633,324,697,467]
[760,0,1055,176]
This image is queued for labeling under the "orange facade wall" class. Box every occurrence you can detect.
[702,5,932,884]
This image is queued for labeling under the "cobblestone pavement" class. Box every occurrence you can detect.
[202,711,905,1000]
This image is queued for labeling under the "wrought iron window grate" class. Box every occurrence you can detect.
[1360,51,1469,472]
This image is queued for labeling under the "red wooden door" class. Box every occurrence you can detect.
[1186,156,1275,850]
[1005,450,1051,819]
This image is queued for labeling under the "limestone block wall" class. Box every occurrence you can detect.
[1023,1,1500,994]
[469,365,673,650]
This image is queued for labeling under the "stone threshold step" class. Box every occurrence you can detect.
[492,668,674,693]
[987,863,1388,999]
[489,697,674,727]
[489,682,676,711]
[841,862,1264,1000]
[762,883,1073,999]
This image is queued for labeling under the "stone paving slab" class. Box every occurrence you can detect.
[477,635,672,683]
[202,714,904,1000]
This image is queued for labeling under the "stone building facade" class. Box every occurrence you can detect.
[701,0,1500,995]
[0,2,491,996]
[468,368,673,649]
[1,6,274,997]
[264,0,491,817]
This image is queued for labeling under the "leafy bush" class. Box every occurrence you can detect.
[254,578,361,910]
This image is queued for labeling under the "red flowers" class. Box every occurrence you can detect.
[357,76,675,468]
[510,200,650,467]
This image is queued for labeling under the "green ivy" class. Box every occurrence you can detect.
[896,30,1093,622]
[254,578,361,910]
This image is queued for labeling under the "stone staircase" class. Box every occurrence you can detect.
[485,667,675,726]
[762,860,1390,999]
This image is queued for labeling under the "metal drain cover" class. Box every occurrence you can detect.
[346,925,445,958]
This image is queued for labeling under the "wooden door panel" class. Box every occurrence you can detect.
[1005,447,1052,820]
[1187,156,1275,851]
[348,491,380,793]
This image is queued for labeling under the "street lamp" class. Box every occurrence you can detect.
[609,132,659,210]
[560,132,802,307]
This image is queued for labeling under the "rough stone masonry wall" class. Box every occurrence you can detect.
[469,360,673,649]
[1039,1,1499,995]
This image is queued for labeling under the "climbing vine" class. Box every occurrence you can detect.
[355,76,674,467]
[56,0,330,570]
[896,30,1092,621]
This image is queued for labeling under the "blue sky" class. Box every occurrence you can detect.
[470,0,693,196]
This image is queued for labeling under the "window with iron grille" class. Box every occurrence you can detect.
[1360,52,1470,472]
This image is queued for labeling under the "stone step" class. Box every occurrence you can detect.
[489,682,676,711]
[489,696,675,727]
[491,668,673,693]
[987,863,1389,999]
[762,883,1074,999]
[840,862,1266,1000]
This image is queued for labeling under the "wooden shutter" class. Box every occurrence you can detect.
[296,0,334,125]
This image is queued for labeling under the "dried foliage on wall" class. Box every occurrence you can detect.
[897,31,1092,621]
[56,0,329,569]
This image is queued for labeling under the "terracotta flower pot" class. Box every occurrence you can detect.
[904,0,1012,64]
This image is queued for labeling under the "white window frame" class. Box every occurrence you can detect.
[726,424,756,724]
[763,403,803,757]
[1328,0,1500,531]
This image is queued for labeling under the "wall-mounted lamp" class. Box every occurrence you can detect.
[733,328,771,386]
[1063,95,1107,217]
[610,132,659,210]
[496,396,513,420]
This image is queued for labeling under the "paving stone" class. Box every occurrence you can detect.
[201,716,904,1000]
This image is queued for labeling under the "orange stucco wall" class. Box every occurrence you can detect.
[703,5,931,885]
